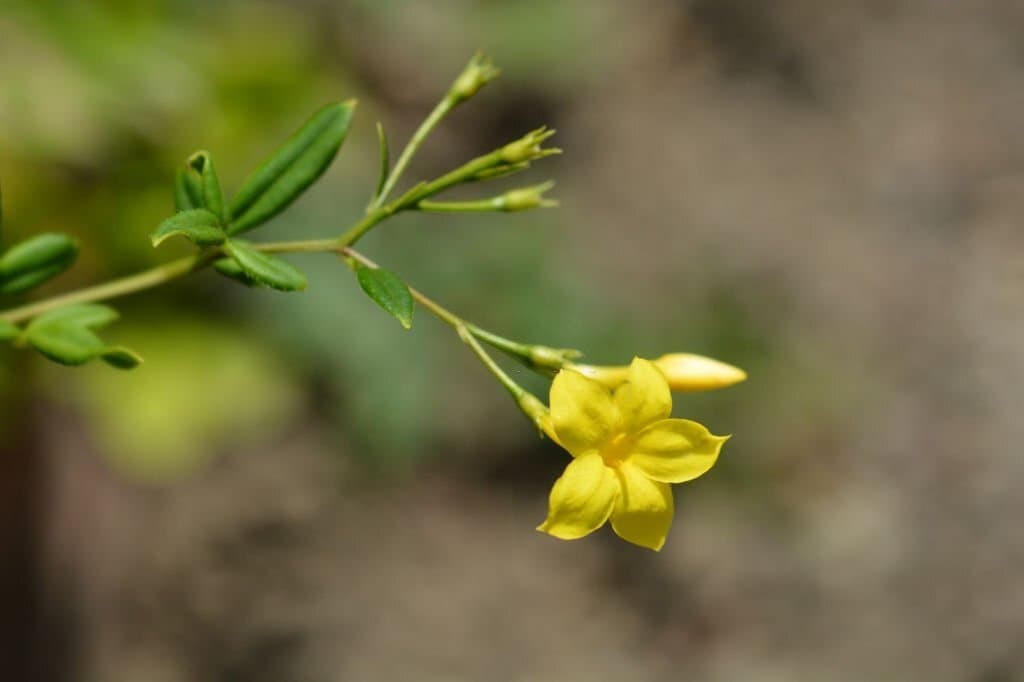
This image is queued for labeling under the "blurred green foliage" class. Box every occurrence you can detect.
[43,316,303,482]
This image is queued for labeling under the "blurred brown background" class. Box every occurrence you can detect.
[2,1,1023,680]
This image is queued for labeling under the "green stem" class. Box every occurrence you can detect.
[457,324,524,399]
[340,247,462,329]
[339,154,498,247]
[417,198,500,213]
[334,204,392,247]
[0,239,338,325]
[255,238,341,255]
[464,325,535,363]
[0,254,206,325]
[371,95,455,210]
[398,151,501,205]
[339,247,536,364]
[342,248,525,398]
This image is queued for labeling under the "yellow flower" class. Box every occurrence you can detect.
[538,358,728,551]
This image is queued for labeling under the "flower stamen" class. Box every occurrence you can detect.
[601,432,632,468]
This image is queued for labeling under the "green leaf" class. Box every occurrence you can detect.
[150,209,225,248]
[374,121,389,199]
[29,303,119,329]
[188,151,226,222]
[0,233,78,293]
[174,167,203,211]
[25,303,139,369]
[0,319,18,342]
[213,257,260,287]
[229,100,357,235]
[224,240,307,292]
[26,322,105,365]
[1,265,68,295]
[99,346,144,369]
[356,265,414,330]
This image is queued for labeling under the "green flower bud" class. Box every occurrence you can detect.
[449,53,501,104]
[497,181,559,212]
[500,127,561,164]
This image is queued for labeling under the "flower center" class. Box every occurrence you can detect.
[600,432,633,468]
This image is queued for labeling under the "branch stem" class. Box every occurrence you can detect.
[339,246,524,398]
[339,247,461,329]
[0,147,511,327]
[457,324,525,399]
[0,254,206,324]
[339,247,525,354]
[371,96,455,209]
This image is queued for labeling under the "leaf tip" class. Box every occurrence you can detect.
[187,150,210,172]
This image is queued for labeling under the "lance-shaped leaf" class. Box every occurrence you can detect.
[0,233,79,294]
[27,326,142,369]
[25,303,141,369]
[0,319,19,342]
[213,257,260,287]
[27,323,104,365]
[355,264,414,330]
[31,303,120,329]
[98,347,144,369]
[373,121,390,200]
[2,265,71,295]
[229,100,357,235]
[224,240,307,292]
[188,151,226,221]
[151,209,225,248]
[174,166,204,212]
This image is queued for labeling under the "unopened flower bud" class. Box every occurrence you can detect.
[500,127,561,164]
[449,53,501,104]
[569,353,746,393]
[527,343,582,370]
[652,353,747,392]
[497,181,559,212]
[569,363,628,386]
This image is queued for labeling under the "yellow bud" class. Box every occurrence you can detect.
[568,363,628,386]
[569,354,746,393]
[652,353,747,392]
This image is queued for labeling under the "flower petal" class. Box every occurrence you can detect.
[630,419,728,484]
[538,453,619,540]
[550,368,617,456]
[613,357,671,433]
[610,464,674,551]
